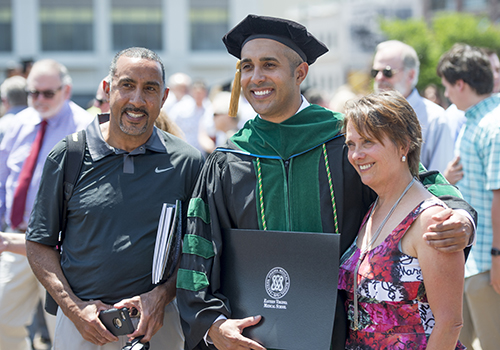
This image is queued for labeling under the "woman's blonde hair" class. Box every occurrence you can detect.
[155,109,185,139]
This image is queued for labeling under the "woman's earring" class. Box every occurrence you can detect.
[402,155,406,162]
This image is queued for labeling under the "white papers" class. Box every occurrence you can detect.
[152,202,179,284]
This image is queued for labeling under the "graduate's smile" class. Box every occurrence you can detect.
[252,88,274,99]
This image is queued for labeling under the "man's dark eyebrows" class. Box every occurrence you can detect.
[118,77,161,88]
[145,80,162,88]
[259,57,279,63]
[240,57,280,64]
[118,77,135,84]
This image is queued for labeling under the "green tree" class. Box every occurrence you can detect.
[380,12,500,92]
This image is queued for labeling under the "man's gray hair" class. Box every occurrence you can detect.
[0,76,27,106]
[28,59,73,87]
[376,40,420,88]
[168,72,192,88]
[109,47,166,87]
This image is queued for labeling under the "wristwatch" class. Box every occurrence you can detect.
[491,248,500,256]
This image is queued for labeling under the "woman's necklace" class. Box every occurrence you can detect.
[352,177,416,330]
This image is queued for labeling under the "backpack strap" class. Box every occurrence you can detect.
[60,129,86,245]
[45,129,86,316]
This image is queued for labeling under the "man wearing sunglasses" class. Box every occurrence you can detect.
[0,59,92,350]
[87,76,111,116]
[372,40,454,174]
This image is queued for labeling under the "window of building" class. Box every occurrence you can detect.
[40,0,93,51]
[190,0,228,51]
[112,0,162,51]
[430,0,447,10]
[464,0,488,11]
[0,0,12,52]
[395,8,412,19]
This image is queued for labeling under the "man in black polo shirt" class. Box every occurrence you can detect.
[25,47,204,349]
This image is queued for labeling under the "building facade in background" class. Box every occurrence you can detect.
[0,0,496,107]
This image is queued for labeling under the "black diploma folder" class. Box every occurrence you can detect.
[220,228,340,350]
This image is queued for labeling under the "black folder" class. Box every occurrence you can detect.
[220,228,340,350]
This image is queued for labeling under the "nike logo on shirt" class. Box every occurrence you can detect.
[155,166,174,173]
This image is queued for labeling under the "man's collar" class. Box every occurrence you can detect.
[405,88,420,105]
[257,95,310,120]
[24,100,71,126]
[297,95,311,113]
[464,93,500,119]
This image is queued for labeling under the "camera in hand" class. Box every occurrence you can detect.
[99,307,135,336]
[99,308,151,349]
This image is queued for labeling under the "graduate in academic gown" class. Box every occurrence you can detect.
[176,14,476,350]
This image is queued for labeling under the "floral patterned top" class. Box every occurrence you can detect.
[338,198,465,350]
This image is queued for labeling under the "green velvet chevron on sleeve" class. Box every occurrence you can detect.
[176,268,209,292]
[182,234,215,259]
[187,197,211,224]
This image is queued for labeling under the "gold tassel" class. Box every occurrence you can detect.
[228,60,241,117]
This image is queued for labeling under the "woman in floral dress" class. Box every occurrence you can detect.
[339,90,465,349]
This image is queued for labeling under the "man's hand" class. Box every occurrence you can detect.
[208,316,266,350]
[114,283,172,343]
[68,300,118,345]
[423,208,472,252]
[0,233,8,254]
[26,241,117,345]
[444,156,463,185]
[491,257,500,295]
[0,232,27,255]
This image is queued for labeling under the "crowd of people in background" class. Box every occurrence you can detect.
[0,13,498,350]
[6,43,497,177]
[0,58,93,350]
[2,44,499,171]
[77,39,500,189]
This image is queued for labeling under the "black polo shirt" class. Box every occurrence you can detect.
[27,115,203,303]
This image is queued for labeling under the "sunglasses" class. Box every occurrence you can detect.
[27,86,63,99]
[96,98,108,106]
[370,66,399,78]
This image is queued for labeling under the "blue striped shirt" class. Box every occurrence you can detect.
[456,94,500,277]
